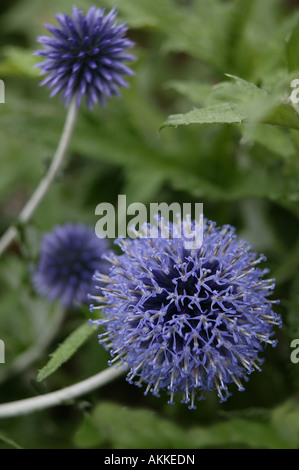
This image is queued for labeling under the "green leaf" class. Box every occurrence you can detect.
[190,417,291,449]
[74,402,193,449]
[0,46,40,77]
[37,322,97,382]
[104,0,231,68]
[271,399,299,447]
[273,239,299,285]
[266,102,299,130]
[165,80,212,106]
[286,18,299,72]
[161,103,244,129]
[74,401,291,449]
[162,75,299,131]
[241,124,296,159]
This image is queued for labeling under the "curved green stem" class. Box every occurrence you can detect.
[0,305,65,385]
[0,98,78,256]
[0,364,125,418]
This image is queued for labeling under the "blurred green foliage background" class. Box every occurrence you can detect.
[1,0,299,449]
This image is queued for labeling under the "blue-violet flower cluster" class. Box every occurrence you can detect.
[33,223,109,309]
[34,5,135,108]
[90,218,282,408]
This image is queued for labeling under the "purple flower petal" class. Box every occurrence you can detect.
[33,223,109,309]
[34,6,135,109]
[90,218,282,408]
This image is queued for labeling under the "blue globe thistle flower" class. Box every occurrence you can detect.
[90,218,282,409]
[33,223,109,309]
[34,5,135,109]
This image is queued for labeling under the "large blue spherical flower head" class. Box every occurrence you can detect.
[34,5,136,109]
[90,218,282,408]
[33,223,109,309]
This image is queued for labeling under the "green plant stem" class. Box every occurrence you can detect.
[0,363,125,418]
[0,305,65,385]
[0,98,78,256]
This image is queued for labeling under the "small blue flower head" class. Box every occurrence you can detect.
[34,5,136,109]
[90,218,282,409]
[33,223,109,309]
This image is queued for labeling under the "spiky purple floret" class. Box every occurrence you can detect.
[90,219,282,409]
[34,5,135,109]
[33,223,109,309]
